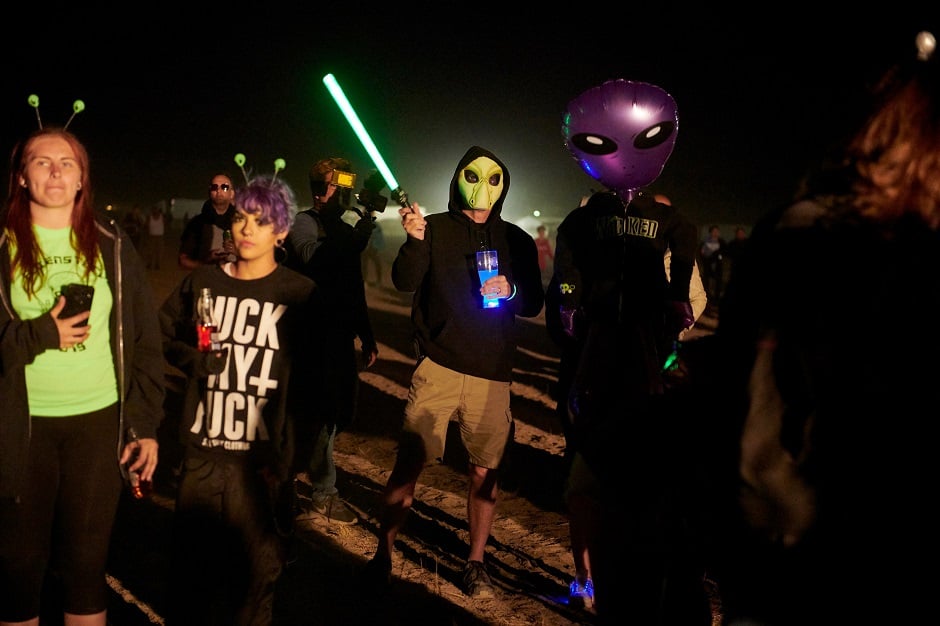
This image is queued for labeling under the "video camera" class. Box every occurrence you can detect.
[330,168,388,214]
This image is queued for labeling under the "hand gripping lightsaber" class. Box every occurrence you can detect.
[322,73,413,210]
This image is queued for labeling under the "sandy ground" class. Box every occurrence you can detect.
[88,222,717,626]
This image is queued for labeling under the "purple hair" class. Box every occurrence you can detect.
[234,175,297,234]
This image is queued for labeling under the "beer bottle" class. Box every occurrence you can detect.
[222,229,237,263]
[126,427,152,499]
[196,287,220,352]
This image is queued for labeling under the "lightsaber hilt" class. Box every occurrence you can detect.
[391,188,412,211]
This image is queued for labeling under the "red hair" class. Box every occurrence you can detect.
[848,54,940,228]
[5,127,99,297]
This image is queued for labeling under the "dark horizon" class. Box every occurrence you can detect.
[3,13,932,230]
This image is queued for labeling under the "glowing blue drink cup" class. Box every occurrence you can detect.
[476,250,500,309]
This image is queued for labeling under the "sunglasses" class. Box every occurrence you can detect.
[209,183,232,192]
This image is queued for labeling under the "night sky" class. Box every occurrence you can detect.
[2,10,932,231]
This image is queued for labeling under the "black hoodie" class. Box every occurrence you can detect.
[392,146,544,381]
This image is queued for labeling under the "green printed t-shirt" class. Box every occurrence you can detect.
[9,224,118,416]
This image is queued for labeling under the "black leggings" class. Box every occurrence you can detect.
[0,404,122,621]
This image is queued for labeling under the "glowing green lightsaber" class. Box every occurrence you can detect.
[322,73,412,209]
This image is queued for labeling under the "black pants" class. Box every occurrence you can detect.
[164,453,287,626]
[0,405,122,621]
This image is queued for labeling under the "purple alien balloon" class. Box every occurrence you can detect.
[562,79,678,203]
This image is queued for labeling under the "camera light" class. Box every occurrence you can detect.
[332,170,356,189]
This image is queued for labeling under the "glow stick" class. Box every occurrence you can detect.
[322,73,412,208]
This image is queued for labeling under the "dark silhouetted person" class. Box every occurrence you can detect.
[285,156,378,526]
[699,224,725,303]
[145,204,166,270]
[711,28,940,626]
[553,79,723,624]
[361,219,386,286]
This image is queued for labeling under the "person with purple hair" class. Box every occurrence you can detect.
[159,173,317,625]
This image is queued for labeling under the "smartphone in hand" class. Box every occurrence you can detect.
[58,283,95,326]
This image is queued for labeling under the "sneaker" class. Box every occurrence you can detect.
[568,575,594,609]
[462,560,496,599]
[298,494,359,525]
[358,554,392,592]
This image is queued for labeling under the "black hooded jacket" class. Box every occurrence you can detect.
[392,146,543,381]
[178,200,236,265]
[0,217,165,498]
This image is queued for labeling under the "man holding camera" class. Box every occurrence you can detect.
[286,157,378,526]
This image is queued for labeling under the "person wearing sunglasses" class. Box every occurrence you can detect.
[178,172,237,269]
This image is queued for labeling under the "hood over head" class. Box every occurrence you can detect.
[447,146,510,223]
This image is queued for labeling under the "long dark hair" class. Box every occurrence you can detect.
[5,127,99,297]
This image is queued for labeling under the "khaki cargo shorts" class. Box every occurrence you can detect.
[401,357,512,469]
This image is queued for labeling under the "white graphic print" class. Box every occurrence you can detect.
[191,295,288,450]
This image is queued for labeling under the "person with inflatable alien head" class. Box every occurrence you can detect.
[548,79,717,624]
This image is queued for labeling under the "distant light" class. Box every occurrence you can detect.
[533,210,541,217]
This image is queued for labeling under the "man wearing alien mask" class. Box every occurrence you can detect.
[362,146,544,600]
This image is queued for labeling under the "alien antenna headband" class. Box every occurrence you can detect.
[234,153,286,184]
[28,94,85,130]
